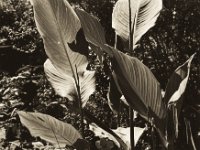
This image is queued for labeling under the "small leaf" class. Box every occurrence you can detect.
[75,8,106,47]
[17,111,82,148]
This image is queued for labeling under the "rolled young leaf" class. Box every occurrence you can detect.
[164,54,195,139]
[112,0,162,48]
[17,111,82,148]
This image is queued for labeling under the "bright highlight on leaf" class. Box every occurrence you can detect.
[44,59,95,107]
[112,0,162,48]
[30,0,96,105]
[17,111,82,148]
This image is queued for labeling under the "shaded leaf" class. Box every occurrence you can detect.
[68,28,89,57]
[75,8,106,46]
[112,0,162,48]
[17,111,82,147]
[74,8,109,61]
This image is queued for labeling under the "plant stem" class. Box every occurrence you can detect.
[129,0,133,50]
[129,107,135,150]
[77,84,85,138]
[151,126,156,150]
[114,32,121,127]
[75,65,84,138]
[128,0,134,149]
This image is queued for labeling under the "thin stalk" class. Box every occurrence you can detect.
[114,32,121,127]
[114,32,118,49]
[75,65,85,138]
[129,107,134,150]
[151,125,156,150]
[129,0,133,51]
[129,0,135,149]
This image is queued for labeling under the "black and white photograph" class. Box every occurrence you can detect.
[0,0,200,149]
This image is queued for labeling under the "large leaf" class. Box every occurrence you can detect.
[90,123,145,150]
[164,54,195,139]
[31,0,96,104]
[44,59,95,107]
[30,0,87,75]
[112,0,162,48]
[17,111,82,147]
[101,45,168,147]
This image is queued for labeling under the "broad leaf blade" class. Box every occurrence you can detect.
[44,59,96,107]
[17,111,82,147]
[112,0,162,48]
[102,45,168,147]
[31,0,88,75]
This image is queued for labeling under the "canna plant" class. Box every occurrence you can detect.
[17,0,196,149]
